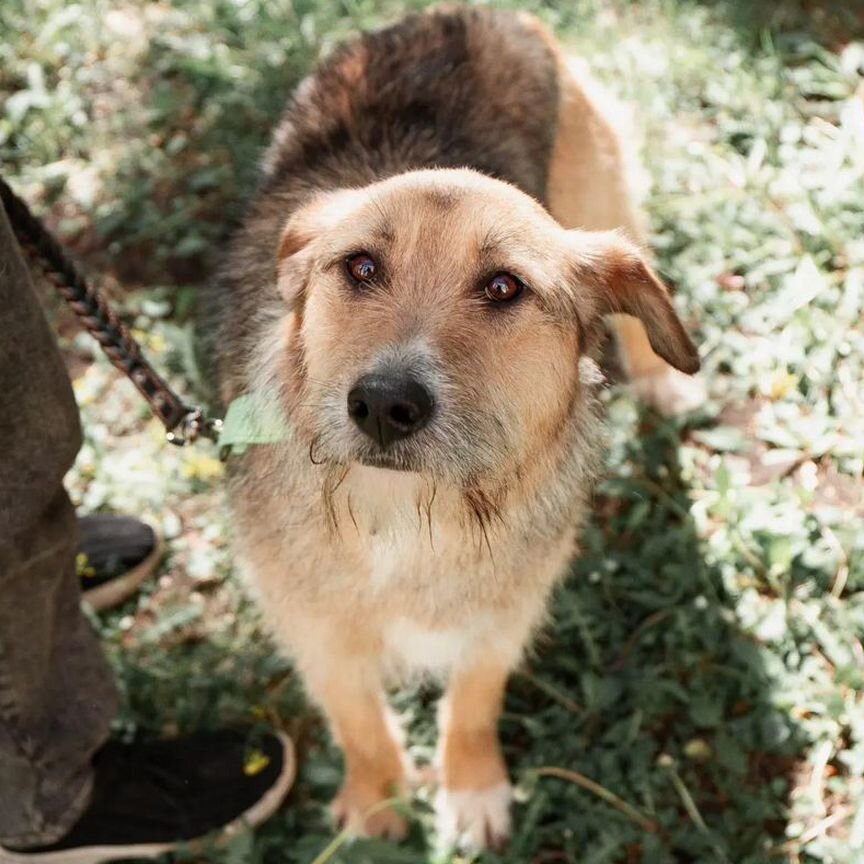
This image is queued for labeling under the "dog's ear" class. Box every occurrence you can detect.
[276,189,366,308]
[566,230,700,374]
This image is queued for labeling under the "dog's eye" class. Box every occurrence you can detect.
[485,272,524,303]
[346,253,377,285]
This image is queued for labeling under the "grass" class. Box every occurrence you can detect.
[2,0,864,862]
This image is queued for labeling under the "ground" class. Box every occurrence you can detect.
[2,1,864,862]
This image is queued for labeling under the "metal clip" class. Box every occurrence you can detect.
[166,408,223,447]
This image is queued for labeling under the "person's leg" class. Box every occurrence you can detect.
[0,199,118,847]
[0,199,295,864]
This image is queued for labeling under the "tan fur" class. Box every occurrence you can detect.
[438,662,510,791]
[542,42,705,413]
[311,655,409,839]
[218,8,701,850]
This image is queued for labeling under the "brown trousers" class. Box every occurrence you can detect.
[0,200,117,846]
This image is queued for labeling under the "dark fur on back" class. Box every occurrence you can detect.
[201,6,560,399]
[265,8,558,200]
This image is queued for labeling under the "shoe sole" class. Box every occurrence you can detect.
[81,527,165,613]
[0,732,296,864]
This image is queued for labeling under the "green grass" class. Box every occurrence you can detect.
[3,1,864,862]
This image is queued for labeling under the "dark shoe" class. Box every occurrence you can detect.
[0,729,296,864]
[77,515,163,612]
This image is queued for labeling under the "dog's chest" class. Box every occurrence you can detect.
[364,523,427,590]
[342,467,494,605]
[345,469,460,579]
[355,517,492,673]
[382,614,492,673]
[360,508,477,595]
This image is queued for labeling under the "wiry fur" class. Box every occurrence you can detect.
[201,5,699,848]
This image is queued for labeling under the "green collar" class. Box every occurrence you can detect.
[218,390,292,457]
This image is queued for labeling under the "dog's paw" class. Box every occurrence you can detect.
[332,785,409,841]
[434,782,512,851]
[629,365,706,417]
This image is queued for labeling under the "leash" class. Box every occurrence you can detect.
[1,176,222,446]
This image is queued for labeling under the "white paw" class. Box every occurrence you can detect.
[629,366,706,417]
[434,782,512,851]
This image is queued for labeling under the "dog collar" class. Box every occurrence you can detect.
[218,390,292,457]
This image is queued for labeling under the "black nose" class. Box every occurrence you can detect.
[347,373,433,448]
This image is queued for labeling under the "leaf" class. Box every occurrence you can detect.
[692,427,751,453]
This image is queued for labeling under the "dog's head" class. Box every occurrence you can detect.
[273,169,698,481]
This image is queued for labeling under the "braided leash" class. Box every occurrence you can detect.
[1,176,221,445]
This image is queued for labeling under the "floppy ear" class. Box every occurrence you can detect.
[276,188,366,309]
[568,230,700,374]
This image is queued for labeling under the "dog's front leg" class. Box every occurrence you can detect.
[435,659,513,850]
[300,647,409,840]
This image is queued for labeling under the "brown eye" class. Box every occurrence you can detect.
[485,272,524,303]
[347,253,377,284]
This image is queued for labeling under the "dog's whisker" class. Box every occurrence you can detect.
[425,479,437,552]
[308,436,327,466]
[346,492,360,535]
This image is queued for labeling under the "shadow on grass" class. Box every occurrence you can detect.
[100,409,807,864]
[685,0,864,47]
[77,1,321,289]
[76,0,431,291]
[502,411,805,864]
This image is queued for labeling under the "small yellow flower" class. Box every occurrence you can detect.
[683,738,712,762]
[76,552,97,579]
[769,371,798,400]
[72,377,96,405]
[244,749,271,776]
[181,454,224,481]
[131,329,167,353]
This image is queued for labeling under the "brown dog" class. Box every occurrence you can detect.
[203,5,700,849]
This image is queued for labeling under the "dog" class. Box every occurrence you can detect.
[203,5,701,850]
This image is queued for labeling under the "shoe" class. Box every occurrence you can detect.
[0,729,296,864]
[77,515,164,612]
